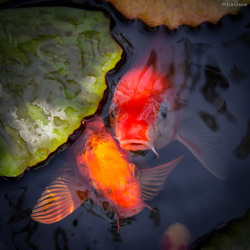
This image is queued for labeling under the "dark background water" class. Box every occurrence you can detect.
[0,1,250,249]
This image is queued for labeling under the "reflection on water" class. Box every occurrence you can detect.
[234,120,250,159]
[54,227,68,250]
[148,208,160,228]
[0,1,250,250]
[3,186,39,249]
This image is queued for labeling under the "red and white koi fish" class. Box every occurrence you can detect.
[31,117,182,225]
[160,223,191,250]
[110,30,227,179]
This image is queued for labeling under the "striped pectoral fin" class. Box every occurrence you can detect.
[177,114,229,179]
[138,156,182,200]
[31,175,89,224]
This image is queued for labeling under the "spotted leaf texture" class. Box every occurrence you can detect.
[0,7,122,177]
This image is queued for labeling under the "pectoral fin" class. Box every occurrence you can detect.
[138,156,182,200]
[176,114,228,179]
[31,175,89,224]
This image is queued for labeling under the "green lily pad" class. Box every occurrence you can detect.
[192,209,250,249]
[0,7,122,177]
[105,0,249,29]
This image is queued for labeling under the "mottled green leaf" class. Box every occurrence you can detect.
[192,209,250,249]
[0,7,122,177]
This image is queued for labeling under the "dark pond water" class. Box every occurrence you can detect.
[1,1,250,250]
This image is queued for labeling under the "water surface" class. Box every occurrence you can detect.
[0,1,250,250]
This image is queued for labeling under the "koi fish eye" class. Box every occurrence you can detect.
[109,103,117,119]
[110,111,115,119]
[158,103,168,121]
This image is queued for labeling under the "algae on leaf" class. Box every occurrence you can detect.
[0,7,122,177]
[191,209,250,249]
[105,0,249,29]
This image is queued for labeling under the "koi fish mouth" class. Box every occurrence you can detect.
[119,139,150,151]
[119,139,151,151]
[119,139,159,158]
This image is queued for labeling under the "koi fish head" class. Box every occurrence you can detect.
[110,66,172,152]
[109,177,146,218]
